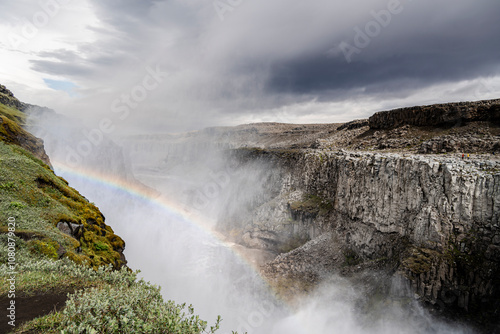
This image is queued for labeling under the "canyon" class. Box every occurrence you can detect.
[3,81,499,332]
[120,98,500,331]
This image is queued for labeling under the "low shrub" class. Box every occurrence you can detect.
[60,283,220,334]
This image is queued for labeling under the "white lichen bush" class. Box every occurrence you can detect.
[60,282,220,334]
[2,256,222,333]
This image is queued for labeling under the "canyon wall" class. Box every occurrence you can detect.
[224,148,500,322]
[118,97,500,328]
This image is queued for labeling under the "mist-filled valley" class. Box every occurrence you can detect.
[2,2,500,333]
[26,110,483,334]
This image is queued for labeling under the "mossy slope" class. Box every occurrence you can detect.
[0,102,126,270]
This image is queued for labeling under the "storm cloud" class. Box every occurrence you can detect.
[0,0,499,132]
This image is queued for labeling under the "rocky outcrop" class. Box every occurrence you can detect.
[0,85,53,114]
[116,95,500,329]
[369,99,500,130]
[57,221,84,240]
[336,119,369,131]
[0,84,25,111]
[122,98,500,161]
[0,115,52,167]
[418,133,500,154]
[0,86,53,167]
[222,148,500,327]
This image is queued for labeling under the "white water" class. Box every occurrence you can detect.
[31,115,475,334]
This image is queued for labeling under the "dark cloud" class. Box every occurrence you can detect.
[37,49,80,62]
[3,0,500,131]
[265,0,500,98]
[267,50,500,96]
[30,59,94,77]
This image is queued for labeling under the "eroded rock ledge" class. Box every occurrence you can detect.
[221,149,500,327]
[369,98,500,130]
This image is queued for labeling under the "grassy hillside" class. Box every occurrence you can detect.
[0,140,126,269]
[0,87,223,333]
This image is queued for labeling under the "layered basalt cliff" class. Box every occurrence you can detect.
[119,97,500,330]
[369,98,500,130]
[220,148,500,327]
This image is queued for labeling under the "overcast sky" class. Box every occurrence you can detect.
[0,0,499,133]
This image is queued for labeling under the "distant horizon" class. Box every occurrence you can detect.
[17,85,499,136]
[1,0,499,134]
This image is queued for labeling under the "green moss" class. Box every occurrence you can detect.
[0,121,125,269]
[94,241,109,251]
[8,201,26,209]
[107,233,125,249]
[0,181,16,190]
[318,153,325,163]
[0,96,25,122]
[64,251,91,265]
[290,194,333,215]
[0,114,45,162]
[0,114,21,140]
[28,239,59,260]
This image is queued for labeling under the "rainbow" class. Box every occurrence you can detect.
[51,160,288,302]
[52,160,219,240]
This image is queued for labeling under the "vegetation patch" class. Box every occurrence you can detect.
[3,259,223,334]
[0,140,125,269]
[8,201,26,209]
[59,284,220,334]
[401,248,439,275]
[28,239,60,260]
[94,241,109,251]
[289,194,333,216]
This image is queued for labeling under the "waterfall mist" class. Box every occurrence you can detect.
[29,111,476,334]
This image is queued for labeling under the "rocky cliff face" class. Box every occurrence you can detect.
[218,148,500,328]
[369,98,500,130]
[0,84,25,111]
[0,114,52,167]
[0,85,52,167]
[119,97,500,330]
